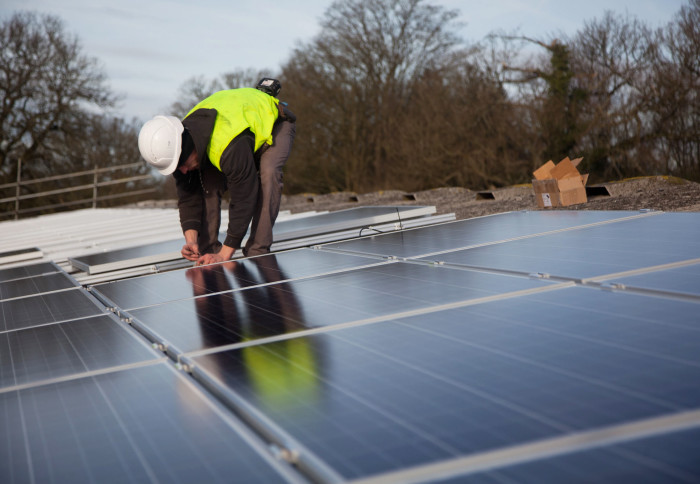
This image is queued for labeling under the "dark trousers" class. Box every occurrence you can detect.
[198,119,295,256]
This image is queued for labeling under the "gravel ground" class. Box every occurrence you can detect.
[280,176,700,220]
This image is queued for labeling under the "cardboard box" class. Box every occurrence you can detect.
[532,157,588,208]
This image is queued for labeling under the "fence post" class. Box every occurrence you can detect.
[14,157,22,220]
[92,164,98,208]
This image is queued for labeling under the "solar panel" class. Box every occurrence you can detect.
[269,205,436,241]
[69,206,438,275]
[0,261,61,283]
[186,285,700,481]
[3,209,699,483]
[0,271,79,301]
[0,314,163,390]
[0,287,105,332]
[69,238,183,274]
[1,363,300,483]
[126,261,559,356]
[91,248,386,311]
[414,212,700,281]
[323,210,653,258]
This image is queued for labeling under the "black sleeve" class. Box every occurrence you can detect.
[218,131,260,249]
[280,104,296,123]
[173,170,203,233]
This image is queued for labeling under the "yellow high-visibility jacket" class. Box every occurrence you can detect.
[186,88,279,171]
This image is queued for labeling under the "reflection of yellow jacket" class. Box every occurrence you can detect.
[186,88,279,171]
[242,338,319,410]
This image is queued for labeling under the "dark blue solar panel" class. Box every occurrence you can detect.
[324,210,646,258]
[128,261,555,355]
[0,364,296,483]
[0,272,78,301]
[0,314,161,390]
[92,249,383,310]
[189,286,700,480]
[418,212,700,280]
[4,210,698,483]
[0,262,61,283]
[0,288,105,332]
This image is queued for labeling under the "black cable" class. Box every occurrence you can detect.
[358,208,405,237]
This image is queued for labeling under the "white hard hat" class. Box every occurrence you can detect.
[138,115,184,175]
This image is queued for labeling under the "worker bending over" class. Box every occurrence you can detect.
[138,79,295,265]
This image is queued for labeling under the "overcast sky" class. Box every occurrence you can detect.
[0,0,686,122]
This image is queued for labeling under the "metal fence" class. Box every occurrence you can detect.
[0,159,158,220]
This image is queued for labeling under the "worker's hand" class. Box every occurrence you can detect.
[196,252,224,266]
[195,246,235,267]
[181,242,200,261]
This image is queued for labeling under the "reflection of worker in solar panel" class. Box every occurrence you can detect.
[186,256,323,410]
[138,79,296,266]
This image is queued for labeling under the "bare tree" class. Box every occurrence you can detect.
[647,0,700,181]
[0,11,117,181]
[281,0,464,193]
[387,58,532,190]
[570,12,656,180]
[498,35,589,170]
[23,114,158,210]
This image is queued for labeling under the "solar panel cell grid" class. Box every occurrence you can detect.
[0,314,162,390]
[3,210,699,483]
[0,288,105,333]
[417,213,700,281]
[0,262,60,283]
[324,210,649,258]
[92,248,385,311]
[0,364,296,484]
[127,261,556,356]
[0,272,78,301]
[190,286,700,480]
[452,427,700,483]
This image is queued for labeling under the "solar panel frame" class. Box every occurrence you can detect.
[588,260,700,300]
[437,425,700,484]
[269,205,437,241]
[69,238,183,274]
